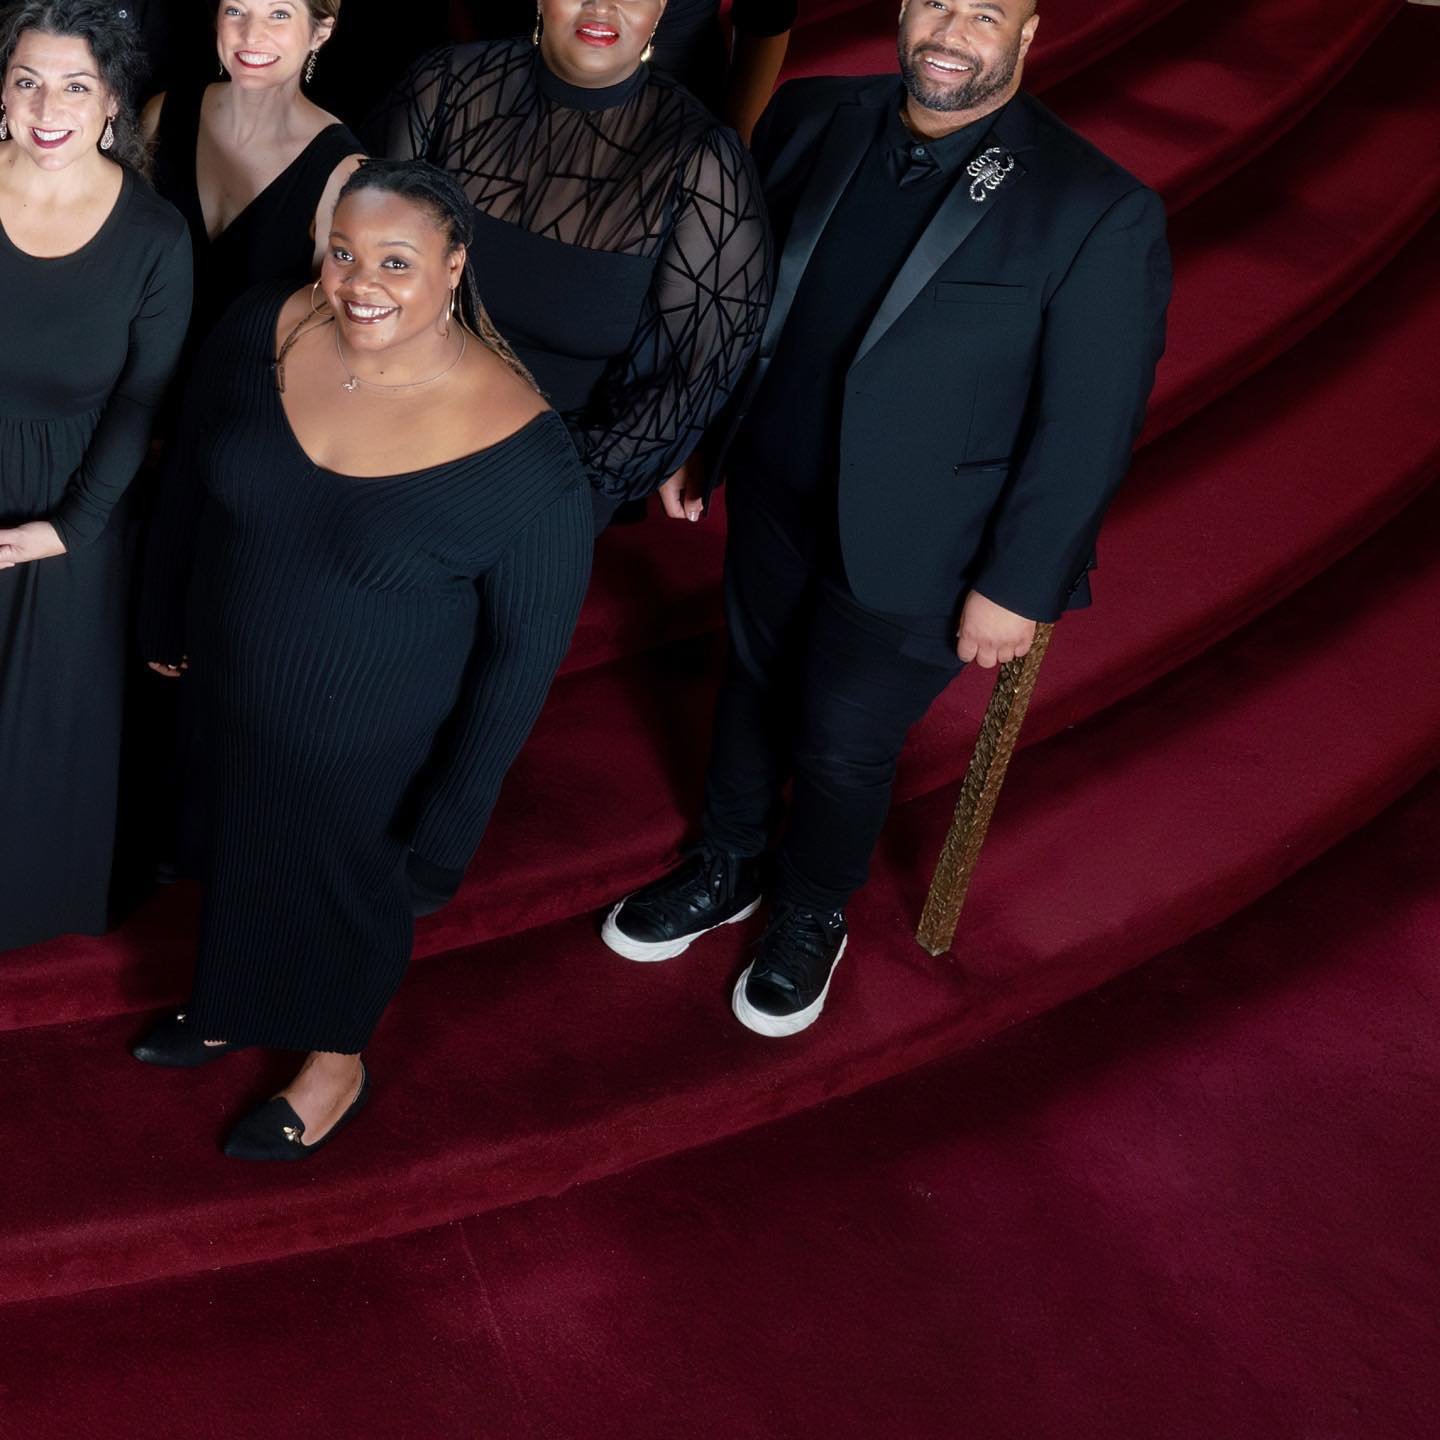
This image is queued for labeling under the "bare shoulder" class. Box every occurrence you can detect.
[459,346,551,448]
[140,91,165,143]
[274,284,319,345]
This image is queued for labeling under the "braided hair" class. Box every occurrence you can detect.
[335,158,536,389]
[0,0,150,176]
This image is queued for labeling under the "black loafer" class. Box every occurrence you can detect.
[131,1009,248,1067]
[223,1065,371,1161]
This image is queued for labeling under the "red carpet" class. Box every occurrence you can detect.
[3,0,1439,1424]
[4,760,1436,1438]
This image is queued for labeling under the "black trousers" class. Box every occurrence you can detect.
[701,477,964,913]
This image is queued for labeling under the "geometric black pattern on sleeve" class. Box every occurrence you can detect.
[380,39,773,500]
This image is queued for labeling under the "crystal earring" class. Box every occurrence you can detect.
[100,116,115,151]
[304,49,318,85]
[532,7,542,46]
[640,25,659,64]
[0,107,8,142]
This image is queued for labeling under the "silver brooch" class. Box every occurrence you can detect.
[967,147,1015,203]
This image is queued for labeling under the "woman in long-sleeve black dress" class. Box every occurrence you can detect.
[133,161,591,1159]
[0,3,191,951]
[381,0,772,531]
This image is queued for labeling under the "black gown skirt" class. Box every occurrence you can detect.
[140,288,591,1052]
[0,172,191,950]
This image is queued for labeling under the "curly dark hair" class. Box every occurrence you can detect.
[0,0,149,175]
[336,158,536,388]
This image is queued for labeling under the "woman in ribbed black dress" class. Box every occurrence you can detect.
[133,161,591,1159]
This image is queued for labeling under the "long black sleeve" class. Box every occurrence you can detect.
[409,481,592,872]
[575,125,772,502]
[972,186,1172,621]
[51,225,192,549]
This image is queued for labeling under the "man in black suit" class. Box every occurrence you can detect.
[603,1,1172,1036]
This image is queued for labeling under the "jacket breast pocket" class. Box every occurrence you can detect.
[935,282,1030,305]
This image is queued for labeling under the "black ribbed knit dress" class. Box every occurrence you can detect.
[140,286,591,1053]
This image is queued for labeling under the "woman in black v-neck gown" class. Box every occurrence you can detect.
[146,2,364,341]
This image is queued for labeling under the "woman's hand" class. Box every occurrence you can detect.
[147,658,189,679]
[0,521,66,570]
[657,453,706,523]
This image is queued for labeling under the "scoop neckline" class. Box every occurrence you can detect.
[0,164,132,262]
[267,290,555,482]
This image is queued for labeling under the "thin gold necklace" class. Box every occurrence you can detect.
[334,326,467,394]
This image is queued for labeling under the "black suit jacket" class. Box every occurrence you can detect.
[725,77,1172,623]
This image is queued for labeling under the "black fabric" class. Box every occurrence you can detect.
[379,40,770,503]
[702,474,961,915]
[719,79,1171,622]
[739,101,994,517]
[0,171,191,950]
[139,286,591,1052]
[151,81,364,343]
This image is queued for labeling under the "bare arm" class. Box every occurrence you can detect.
[724,30,790,146]
[311,151,367,273]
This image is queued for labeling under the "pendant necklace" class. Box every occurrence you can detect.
[335,327,466,393]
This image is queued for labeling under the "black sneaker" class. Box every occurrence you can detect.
[732,904,847,1037]
[602,845,763,962]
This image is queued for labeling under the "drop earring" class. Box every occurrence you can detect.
[532,6,542,46]
[641,23,659,64]
[100,116,115,151]
[0,107,8,141]
[304,48,318,85]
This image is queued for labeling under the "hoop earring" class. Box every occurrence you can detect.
[99,116,115,152]
[441,287,457,338]
[532,6,542,46]
[640,24,659,64]
[218,60,226,78]
[304,49,318,86]
[0,107,8,142]
[310,278,327,315]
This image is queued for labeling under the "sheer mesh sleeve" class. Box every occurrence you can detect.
[374,45,454,163]
[574,126,772,501]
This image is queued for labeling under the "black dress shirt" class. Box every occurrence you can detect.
[737,95,1003,520]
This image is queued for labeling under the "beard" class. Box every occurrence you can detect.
[898,34,1024,113]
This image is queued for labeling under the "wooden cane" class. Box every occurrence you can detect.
[915,622,1055,956]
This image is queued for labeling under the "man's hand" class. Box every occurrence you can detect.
[147,659,189,679]
[957,590,1038,668]
[657,453,706,523]
[0,521,66,570]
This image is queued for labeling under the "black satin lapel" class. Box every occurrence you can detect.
[851,147,1029,369]
[760,105,881,358]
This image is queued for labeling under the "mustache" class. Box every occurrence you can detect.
[911,45,984,71]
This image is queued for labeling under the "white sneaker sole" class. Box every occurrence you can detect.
[730,936,847,1038]
[601,895,763,963]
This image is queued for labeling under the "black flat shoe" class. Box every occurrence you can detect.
[222,1065,370,1162]
[131,1009,248,1068]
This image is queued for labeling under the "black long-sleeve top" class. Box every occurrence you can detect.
[380,39,772,504]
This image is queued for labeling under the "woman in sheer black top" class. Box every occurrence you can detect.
[382,2,772,529]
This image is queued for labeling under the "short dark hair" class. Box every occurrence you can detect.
[0,0,149,174]
[336,158,537,388]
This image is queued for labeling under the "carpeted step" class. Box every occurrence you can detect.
[4,491,1437,1305]
[7,200,1433,1036]
[557,8,1440,680]
[1043,0,1408,213]
[785,0,1197,90]
[3,774,1434,1438]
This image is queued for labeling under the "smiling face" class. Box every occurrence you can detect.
[898,0,1038,117]
[538,0,667,90]
[216,1,333,89]
[321,187,465,358]
[2,30,116,171]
